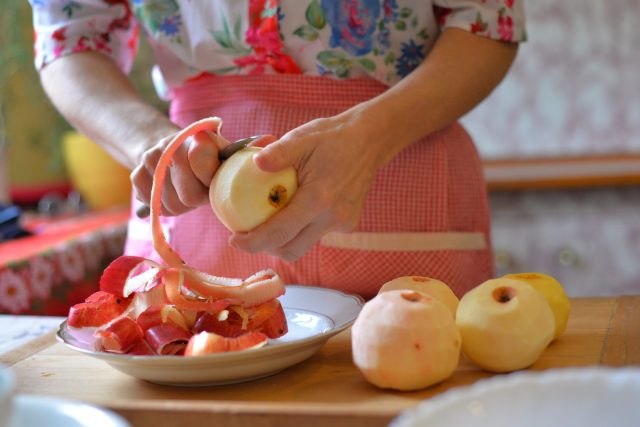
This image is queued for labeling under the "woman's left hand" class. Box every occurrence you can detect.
[229,111,388,262]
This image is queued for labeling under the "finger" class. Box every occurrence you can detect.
[209,130,231,150]
[248,135,278,148]
[141,146,162,178]
[267,220,329,262]
[253,135,301,172]
[130,165,153,207]
[229,188,320,253]
[171,143,209,209]
[188,132,220,186]
[161,173,188,216]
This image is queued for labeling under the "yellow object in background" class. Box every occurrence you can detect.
[62,132,132,210]
[504,272,572,340]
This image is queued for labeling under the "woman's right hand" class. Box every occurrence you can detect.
[131,130,228,216]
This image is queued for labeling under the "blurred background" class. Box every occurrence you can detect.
[0,0,638,316]
[0,1,167,209]
[461,0,640,297]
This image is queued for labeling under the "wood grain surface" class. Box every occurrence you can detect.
[7,296,639,427]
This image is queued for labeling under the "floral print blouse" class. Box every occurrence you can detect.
[30,0,526,89]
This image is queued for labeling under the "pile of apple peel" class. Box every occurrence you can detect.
[352,273,571,391]
[66,117,290,356]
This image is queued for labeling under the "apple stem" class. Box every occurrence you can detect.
[268,185,287,208]
[401,291,428,303]
[492,286,516,303]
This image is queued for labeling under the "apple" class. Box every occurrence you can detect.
[378,276,459,317]
[352,290,461,391]
[504,272,571,340]
[456,278,555,373]
[209,147,298,232]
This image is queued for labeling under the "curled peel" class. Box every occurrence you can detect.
[66,117,289,357]
[150,117,223,268]
[146,116,286,308]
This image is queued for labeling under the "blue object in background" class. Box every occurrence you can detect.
[0,204,31,241]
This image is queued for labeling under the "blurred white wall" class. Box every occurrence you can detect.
[463,0,640,159]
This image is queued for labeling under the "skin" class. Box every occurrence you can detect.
[40,28,517,262]
[39,52,225,217]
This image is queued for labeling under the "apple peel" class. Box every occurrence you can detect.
[185,331,269,356]
[65,117,290,357]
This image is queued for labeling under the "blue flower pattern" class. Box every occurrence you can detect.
[395,39,425,77]
[321,0,381,56]
[131,0,182,41]
[159,14,181,37]
[376,0,399,53]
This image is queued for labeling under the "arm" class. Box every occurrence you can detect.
[353,28,518,167]
[231,29,518,260]
[39,52,221,215]
[40,51,175,170]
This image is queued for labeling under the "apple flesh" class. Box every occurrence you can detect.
[378,276,459,317]
[504,272,571,340]
[184,331,268,356]
[209,147,297,232]
[455,278,555,373]
[352,290,461,391]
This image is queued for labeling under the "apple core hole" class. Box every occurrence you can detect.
[268,185,287,208]
[401,291,427,303]
[492,286,516,303]
[411,276,430,282]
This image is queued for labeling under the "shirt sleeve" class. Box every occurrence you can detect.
[433,0,527,43]
[29,0,139,72]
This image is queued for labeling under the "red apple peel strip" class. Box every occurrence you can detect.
[150,117,223,268]
[148,116,286,306]
[163,268,240,312]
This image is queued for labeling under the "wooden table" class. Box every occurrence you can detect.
[3,296,639,427]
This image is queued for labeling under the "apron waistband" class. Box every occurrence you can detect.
[170,74,390,116]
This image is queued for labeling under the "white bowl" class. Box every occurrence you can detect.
[0,366,15,427]
[391,367,640,427]
[9,395,130,427]
[57,285,364,386]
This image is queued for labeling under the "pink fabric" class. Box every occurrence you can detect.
[125,74,493,298]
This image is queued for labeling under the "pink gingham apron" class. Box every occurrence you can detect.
[125,74,493,298]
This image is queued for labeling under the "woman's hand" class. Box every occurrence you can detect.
[229,29,518,262]
[229,110,389,262]
[131,131,227,216]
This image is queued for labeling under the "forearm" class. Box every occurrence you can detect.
[352,28,518,166]
[39,52,178,170]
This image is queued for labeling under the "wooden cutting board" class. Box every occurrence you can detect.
[5,296,640,427]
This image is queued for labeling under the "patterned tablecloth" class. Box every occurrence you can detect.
[0,209,129,316]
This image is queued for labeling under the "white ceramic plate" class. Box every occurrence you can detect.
[9,395,130,427]
[391,367,640,427]
[57,285,364,386]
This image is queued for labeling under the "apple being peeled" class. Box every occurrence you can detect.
[210,147,298,232]
[456,278,555,373]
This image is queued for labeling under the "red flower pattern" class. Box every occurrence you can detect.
[233,0,302,74]
[0,230,126,316]
[32,2,525,86]
[498,12,514,41]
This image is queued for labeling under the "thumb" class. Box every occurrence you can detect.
[187,131,221,186]
[253,138,299,172]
